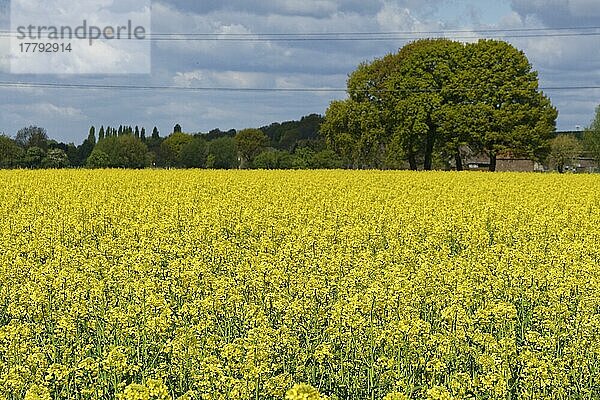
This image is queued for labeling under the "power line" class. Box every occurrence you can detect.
[0,81,599,93]
[1,26,600,41]
[2,33,600,41]
[115,32,600,41]
[2,25,600,36]
[145,25,600,36]
[0,81,344,92]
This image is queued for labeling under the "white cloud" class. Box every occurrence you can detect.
[173,70,266,88]
[21,103,86,118]
[10,0,151,73]
[173,69,346,90]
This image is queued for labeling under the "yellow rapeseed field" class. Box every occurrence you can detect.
[1,170,600,400]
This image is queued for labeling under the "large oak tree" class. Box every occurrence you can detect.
[322,39,557,171]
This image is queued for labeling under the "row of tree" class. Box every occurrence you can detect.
[3,115,600,172]
[0,114,338,169]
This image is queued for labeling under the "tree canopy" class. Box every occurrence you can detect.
[322,39,557,171]
[234,129,269,167]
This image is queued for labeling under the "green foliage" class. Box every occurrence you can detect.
[180,137,208,168]
[202,128,237,141]
[310,150,344,169]
[459,40,557,170]
[321,99,386,169]
[160,132,193,167]
[41,148,69,169]
[88,127,96,146]
[15,126,49,150]
[260,114,324,150]
[207,137,238,169]
[548,134,582,173]
[78,136,96,166]
[253,150,295,169]
[323,39,557,171]
[0,135,24,168]
[291,148,344,169]
[23,146,46,168]
[94,135,149,169]
[235,129,269,167]
[86,149,111,169]
[116,136,149,169]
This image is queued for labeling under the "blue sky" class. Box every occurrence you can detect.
[0,0,599,144]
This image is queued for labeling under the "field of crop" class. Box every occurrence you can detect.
[1,170,600,399]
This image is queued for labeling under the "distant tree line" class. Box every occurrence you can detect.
[0,114,343,170]
[2,110,600,172]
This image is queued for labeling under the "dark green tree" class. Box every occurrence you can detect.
[253,150,294,169]
[78,128,97,165]
[160,132,193,167]
[0,135,25,168]
[65,143,80,166]
[180,137,208,168]
[94,135,148,168]
[23,146,45,168]
[88,126,96,146]
[118,135,148,168]
[311,150,345,169]
[459,40,557,171]
[99,126,105,140]
[86,149,111,168]
[322,39,557,171]
[15,126,49,150]
[234,128,269,168]
[207,137,238,169]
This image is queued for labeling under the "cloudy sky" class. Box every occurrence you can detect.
[0,0,599,144]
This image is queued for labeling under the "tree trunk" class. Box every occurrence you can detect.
[489,152,497,172]
[455,151,463,171]
[423,128,436,171]
[408,153,417,171]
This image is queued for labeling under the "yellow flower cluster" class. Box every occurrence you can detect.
[1,169,600,399]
